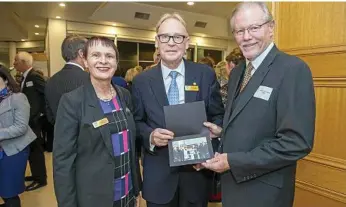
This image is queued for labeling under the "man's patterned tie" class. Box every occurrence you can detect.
[240,62,254,92]
[168,71,179,105]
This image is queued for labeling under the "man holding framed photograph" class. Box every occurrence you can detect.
[132,12,224,207]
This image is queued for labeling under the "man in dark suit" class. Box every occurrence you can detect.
[45,35,88,125]
[202,3,316,207]
[132,13,224,207]
[14,51,47,191]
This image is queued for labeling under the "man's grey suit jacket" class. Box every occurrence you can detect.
[220,45,316,207]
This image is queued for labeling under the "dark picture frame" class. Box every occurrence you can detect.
[168,133,214,167]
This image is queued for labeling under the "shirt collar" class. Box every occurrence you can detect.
[246,42,274,70]
[161,60,185,80]
[66,62,85,71]
[23,67,33,78]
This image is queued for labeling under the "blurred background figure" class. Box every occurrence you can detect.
[219,48,244,105]
[14,71,22,85]
[199,56,215,69]
[145,49,161,70]
[0,66,37,207]
[225,47,244,77]
[214,61,228,106]
[124,68,140,92]
[14,51,47,191]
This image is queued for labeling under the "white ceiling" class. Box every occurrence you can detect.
[0,2,239,42]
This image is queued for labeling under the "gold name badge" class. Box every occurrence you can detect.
[185,85,199,91]
[92,118,109,128]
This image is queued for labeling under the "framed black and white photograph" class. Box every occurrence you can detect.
[168,134,214,167]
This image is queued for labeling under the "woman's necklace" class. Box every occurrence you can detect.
[98,86,114,102]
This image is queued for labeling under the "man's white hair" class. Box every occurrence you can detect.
[156,13,188,34]
[230,2,273,31]
[17,51,33,67]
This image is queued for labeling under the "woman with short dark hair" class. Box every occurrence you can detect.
[53,36,141,207]
[0,66,36,207]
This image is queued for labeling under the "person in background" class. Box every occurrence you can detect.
[132,12,224,207]
[0,66,36,207]
[144,49,161,71]
[134,66,143,73]
[125,68,140,92]
[214,61,228,106]
[199,56,215,69]
[14,51,47,191]
[45,35,89,125]
[35,70,48,81]
[202,3,315,207]
[218,48,245,106]
[14,71,22,85]
[53,36,141,207]
[225,47,244,77]
[112,75,128,88]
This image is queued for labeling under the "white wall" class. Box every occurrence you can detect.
[47,19,66,76]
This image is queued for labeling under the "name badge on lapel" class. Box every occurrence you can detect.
[26,81,34,87]
[185,83,199,92]
[254,85,273,101]
[92,117,109,128]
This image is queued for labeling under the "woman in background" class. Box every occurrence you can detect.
[220,48,245,105]
[53,36,141,207]
[0,66,36,207]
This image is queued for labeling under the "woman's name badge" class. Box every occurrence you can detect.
[92,118,109,128]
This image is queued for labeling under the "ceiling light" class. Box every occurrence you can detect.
[56,16,61,19]
[59,3,65,7]
[35,33,39,35]
[187,2,194,6]
[35,25,39,28]
[21,39,25,41]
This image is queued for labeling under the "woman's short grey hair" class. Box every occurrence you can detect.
[61,35,87,62]
[230,2,273,30]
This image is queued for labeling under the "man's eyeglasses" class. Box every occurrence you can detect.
[157,34,187,44]
[232,20,272,37]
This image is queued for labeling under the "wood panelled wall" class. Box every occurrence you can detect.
[272,2,346,207]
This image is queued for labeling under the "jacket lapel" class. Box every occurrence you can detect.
[22,69,34,92]
[148,64,169,107]
[226,46,279,126]
[222,63,244,128]
[84,79,114,158]
[184,60,199,103]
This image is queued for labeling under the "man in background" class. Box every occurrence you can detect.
[45,35,88,125]
[14,51,47,191]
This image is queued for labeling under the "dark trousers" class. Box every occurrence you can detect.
[40,116,54,152]
[1,196,21,207]
[146,181,208,207]
[28,125,47,183]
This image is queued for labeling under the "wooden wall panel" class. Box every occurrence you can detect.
[272,2,346,207]
[299,53,346,78]
[294,187,346,207]
[312,87,346,159]
[276,2,346,50]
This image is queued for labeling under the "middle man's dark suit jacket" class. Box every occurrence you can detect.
[132,60,224,204]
